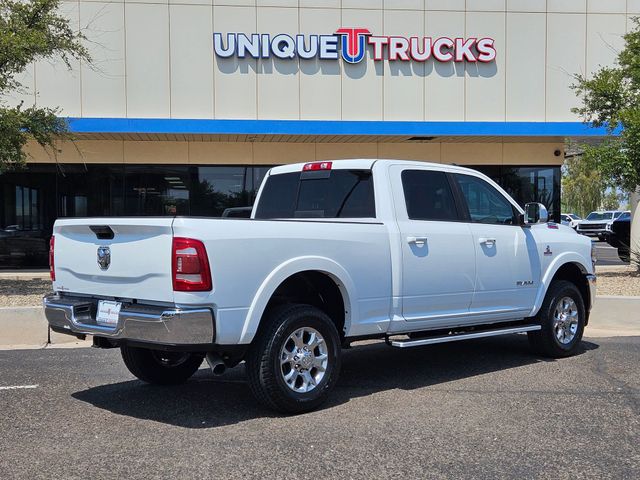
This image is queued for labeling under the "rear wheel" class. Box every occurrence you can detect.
[528,280,585,358]
[246,304,341,414]
[121,346,204,385]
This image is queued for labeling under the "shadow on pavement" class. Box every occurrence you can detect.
[72,335,599,429]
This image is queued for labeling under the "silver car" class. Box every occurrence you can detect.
[561,213,582,229]
[576,211,624,240]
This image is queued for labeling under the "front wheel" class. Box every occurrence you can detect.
[528,280,586,358]
[246,304,342,414]
[121,346,204,385]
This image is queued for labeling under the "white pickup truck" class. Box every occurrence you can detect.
[44,160,596,413]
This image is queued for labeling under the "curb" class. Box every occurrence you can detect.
[596,295,640,300]
[0,340,93,351]
[0,271,49,281]
[0,306,84,348]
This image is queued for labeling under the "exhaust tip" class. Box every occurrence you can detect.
[206,353,227,376]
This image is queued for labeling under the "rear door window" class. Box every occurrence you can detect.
[255,170,375,219]
[401,170,459,221]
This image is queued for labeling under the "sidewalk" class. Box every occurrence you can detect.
[585,296,640,337]
[0,296,637,350]
[0,306,91,349]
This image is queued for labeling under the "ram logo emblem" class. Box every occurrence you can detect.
[97,246,111,270]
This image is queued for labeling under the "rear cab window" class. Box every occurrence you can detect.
[254,168,376,219]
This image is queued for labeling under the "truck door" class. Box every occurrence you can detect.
[452,173,541,314]
[391,166,476,325]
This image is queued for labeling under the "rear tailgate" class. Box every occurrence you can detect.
[52,218,175,303]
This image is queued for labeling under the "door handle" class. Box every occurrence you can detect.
[479,237,496,247]
[407,236,428,246]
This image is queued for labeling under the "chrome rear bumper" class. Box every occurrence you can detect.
[43,294,215,346]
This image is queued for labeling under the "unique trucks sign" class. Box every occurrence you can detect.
[213,28,496,64]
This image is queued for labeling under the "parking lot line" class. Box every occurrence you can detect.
[0,385,38,391]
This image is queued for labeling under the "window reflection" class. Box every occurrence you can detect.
[190,167,249,217]
[57,164,125,217]
[0,165,57,267]
[469,165,561,223]
[124,166,191,216]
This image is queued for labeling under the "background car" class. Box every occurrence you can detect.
[576,210,624,240]
[561,213,582,229]
[606,211,632,262]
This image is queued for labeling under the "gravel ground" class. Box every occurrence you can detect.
[0,279,51,307]
[596,264,640,296]
[1,265,639,308]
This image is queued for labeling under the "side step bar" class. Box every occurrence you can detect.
[387,324,541,348]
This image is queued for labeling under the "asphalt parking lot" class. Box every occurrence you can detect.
[1,336,638,479]
[594,241,629,266]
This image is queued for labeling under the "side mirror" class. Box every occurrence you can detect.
[524,202,548,224]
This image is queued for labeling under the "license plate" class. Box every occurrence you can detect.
[96,300,121,327]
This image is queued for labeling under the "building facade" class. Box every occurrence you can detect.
[0,0,630,267]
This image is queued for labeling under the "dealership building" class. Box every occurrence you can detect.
[0,0,631,267]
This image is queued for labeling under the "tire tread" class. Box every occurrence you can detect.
[528,280,585,358]
[246,304,340,414]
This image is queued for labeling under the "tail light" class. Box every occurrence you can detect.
[172,237,212,291]
[49,236,55,281]
[302,161,332,171]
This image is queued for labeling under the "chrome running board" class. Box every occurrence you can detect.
[388,324,541,348]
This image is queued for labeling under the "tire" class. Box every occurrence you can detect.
[528,280,586,358]
[246,304,342,414]
[618,248,630,263]
[121,346,204,385]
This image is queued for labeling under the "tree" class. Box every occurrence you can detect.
[601,189,622,210]
[0,0,89,173]
[562,154,605,217]
[573,17,640,268]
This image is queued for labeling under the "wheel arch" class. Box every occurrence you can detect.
[531,254,592,320]
[239,257,357,344]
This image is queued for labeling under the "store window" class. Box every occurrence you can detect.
[190,166,250,217]
[123,165,191,216]
[0,164,274,268]
[57,164,125,217]
[0,165,57,267]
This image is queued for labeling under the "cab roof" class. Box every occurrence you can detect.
[268,159,483,176]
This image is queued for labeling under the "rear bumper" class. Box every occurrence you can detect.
[43,294,215,347]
